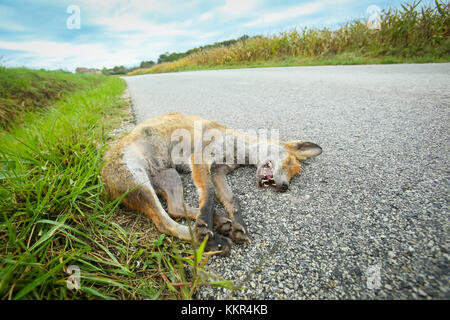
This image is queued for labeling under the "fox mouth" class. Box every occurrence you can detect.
[257,161,276,188]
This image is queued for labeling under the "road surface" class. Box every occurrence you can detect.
[124,64,449,299]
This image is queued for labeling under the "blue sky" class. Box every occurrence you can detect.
[0,0,409,71]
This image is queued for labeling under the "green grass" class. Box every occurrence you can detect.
[0,67,103,129]
[129,0,450,75]
[0,69,233,299]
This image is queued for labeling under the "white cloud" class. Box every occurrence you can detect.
[0,41,103,59]
[93,14,191,36]
[244,0,345,27]
[221,0,259,15]
[200,0,259,21]
[76,0,181,16]
[0,39,169,70]
[77,0,213,46]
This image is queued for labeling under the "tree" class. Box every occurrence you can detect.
[101,67,110,75]
[140,60,155,68]
[111,65,127,74]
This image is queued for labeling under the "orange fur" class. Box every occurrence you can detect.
[282,154,302,181]
[190,155,211,208]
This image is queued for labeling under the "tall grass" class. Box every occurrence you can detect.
[0,72,232,299]
[130,0,449,75]
[0,67,101,128]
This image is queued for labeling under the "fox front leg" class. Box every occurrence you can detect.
[191,161,232,256]
[211,163,250,244]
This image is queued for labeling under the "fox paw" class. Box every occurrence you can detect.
[194,217,232,257]
[193,218,214,242]
[230,222,250,244]
[206,234,232,257]
[213,210,233,235]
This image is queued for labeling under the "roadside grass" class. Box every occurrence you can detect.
[0,71,233,299]
[0,67,102,129]
[129,0,450,75]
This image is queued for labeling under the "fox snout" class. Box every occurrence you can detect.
[273,174,289,192]
[278,181,289,192]
[257,161,290,192]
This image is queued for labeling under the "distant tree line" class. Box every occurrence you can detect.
[102,34,251,75]
[157,35,250,63]
[99,60,155,75]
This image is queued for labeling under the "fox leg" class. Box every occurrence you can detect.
[191,160,232,256]
[153,168,233,234]
[211,164,250,244]
[103,144,193,241]
[152,168,199,219]
[117,180,192,241]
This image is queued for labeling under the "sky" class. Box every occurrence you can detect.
[0,0,409,71]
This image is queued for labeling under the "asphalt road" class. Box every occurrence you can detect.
[124,64,449,299]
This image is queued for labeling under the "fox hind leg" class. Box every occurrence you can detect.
[104,145,192,241]
[152,168,199,219]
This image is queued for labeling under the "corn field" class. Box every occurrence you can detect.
[133,0,449,75]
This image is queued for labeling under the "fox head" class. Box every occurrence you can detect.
[256,140,322,192]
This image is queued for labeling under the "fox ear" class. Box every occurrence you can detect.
[285,141,322,160]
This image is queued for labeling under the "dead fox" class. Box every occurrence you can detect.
[101,112,322,256]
